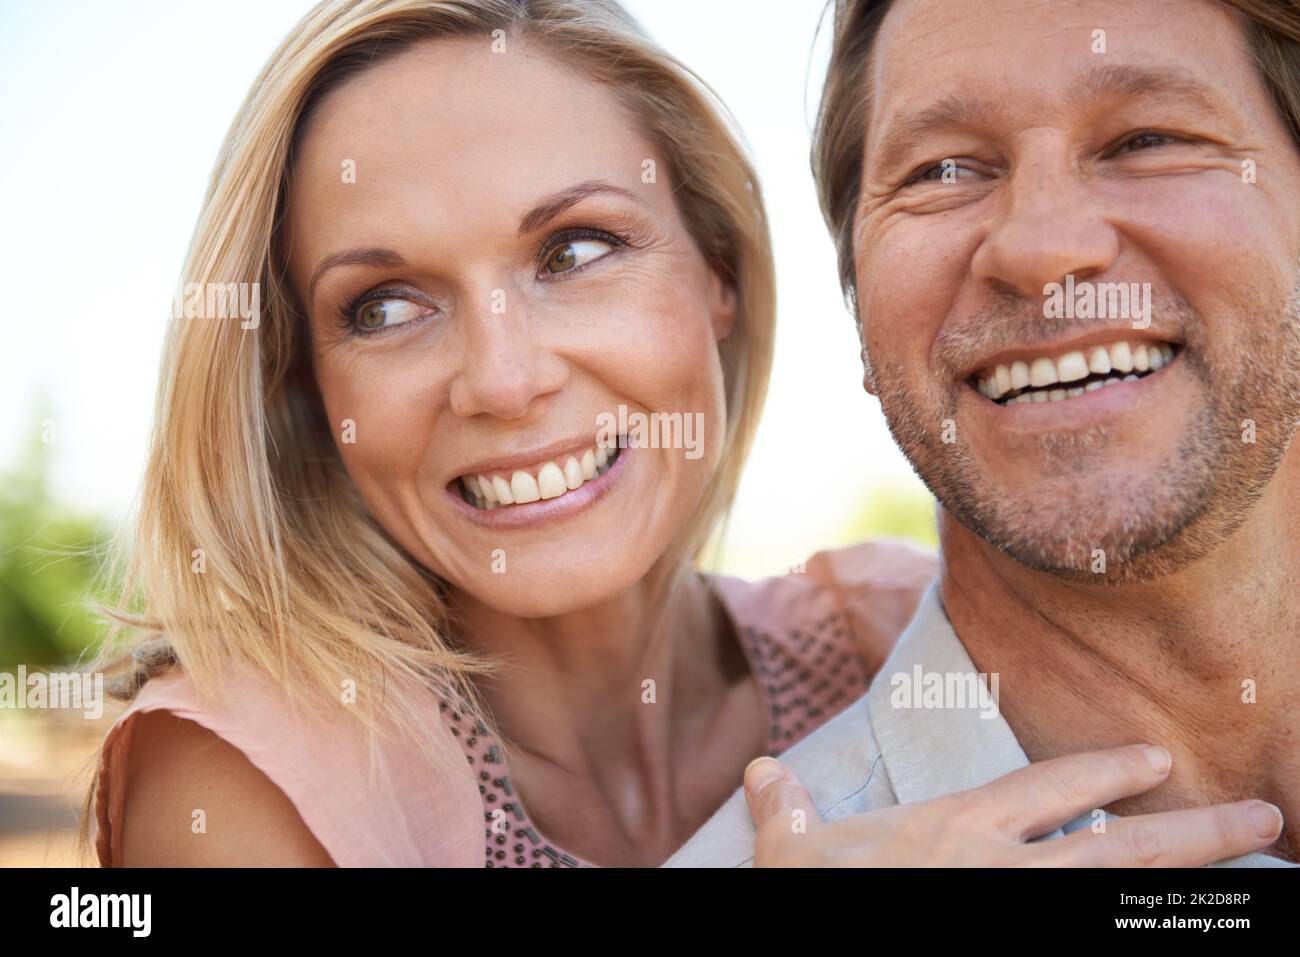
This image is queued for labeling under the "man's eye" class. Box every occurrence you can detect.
[1116,132,1178,153]
[543,239,614,275]
[907,159,977,186]
[355,298,432,332]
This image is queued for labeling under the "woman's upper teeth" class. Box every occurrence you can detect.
[460,443,616,509]
[977,340,1176,401]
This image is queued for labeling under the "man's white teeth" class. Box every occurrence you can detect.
[978,341,1176,402]
[1007,372,1151,403]
[1010,360,1030,390]
[1056,351,1089,382]
[459,442,622,510]
[1029,357,1056,388]
[1087,346,1111,375]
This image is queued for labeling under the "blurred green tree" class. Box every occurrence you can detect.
[0,404,114,669]
[838,482,940,549]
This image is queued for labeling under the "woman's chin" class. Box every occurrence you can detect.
[450,556,655,619]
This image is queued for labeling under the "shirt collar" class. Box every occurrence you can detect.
[866,579,1035,805]
[866,581,1294,866]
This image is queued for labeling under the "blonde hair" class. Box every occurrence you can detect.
[79,0,774,859]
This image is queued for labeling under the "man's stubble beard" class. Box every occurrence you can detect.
[868,279,1300,584]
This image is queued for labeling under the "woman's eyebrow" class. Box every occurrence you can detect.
[518,180,645,235]
[307,247,408,303]
[304,181,645,301]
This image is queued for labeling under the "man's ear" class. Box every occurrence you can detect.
[856,308,879,396]
[847,213,877,396]
[708,267,739,341]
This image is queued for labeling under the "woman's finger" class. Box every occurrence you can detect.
[958,744,1174,840]
[1033,800,1284,867]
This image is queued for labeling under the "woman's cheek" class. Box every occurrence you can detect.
[319,357,439,486]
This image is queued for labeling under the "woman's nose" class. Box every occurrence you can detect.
[447,298,568,420]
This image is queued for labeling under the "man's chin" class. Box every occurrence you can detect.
[971,528,1195,585]
[940,477,1216,584]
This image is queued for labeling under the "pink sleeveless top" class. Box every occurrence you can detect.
[94,541,936,867]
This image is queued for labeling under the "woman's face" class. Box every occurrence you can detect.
[285,38,736,617]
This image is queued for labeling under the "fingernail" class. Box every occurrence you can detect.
[1141,745,1171,774]
[1247,802,1283,840]
[744,756,784,792]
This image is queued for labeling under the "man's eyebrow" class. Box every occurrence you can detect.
[870,63,1236,176]
[872,93,1010,175]
[518,180,643,235]
[1077,62,1231,115]
[306,247,408,303]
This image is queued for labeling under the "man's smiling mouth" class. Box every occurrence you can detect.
[454,439,624,510]
[971,339,1180,405]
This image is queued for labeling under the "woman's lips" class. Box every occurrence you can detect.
[446,442,630,529]
[452,438,619,509]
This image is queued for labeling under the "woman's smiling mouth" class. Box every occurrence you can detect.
[447,436,629,528]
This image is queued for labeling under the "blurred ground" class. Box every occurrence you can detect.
[0,704,124,867]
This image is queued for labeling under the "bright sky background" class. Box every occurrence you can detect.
[0,0,930,578]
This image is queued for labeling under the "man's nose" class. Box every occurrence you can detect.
[970,147,1120,300]
[447,295,567,420]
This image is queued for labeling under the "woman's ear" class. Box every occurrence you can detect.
[708,267,739,341]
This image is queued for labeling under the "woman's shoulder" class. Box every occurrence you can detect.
[711,539,936,662]
[95,661,483,867]
[802,539,937,662]
[112,704,337,866]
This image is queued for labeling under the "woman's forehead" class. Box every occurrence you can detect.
[286,37,664,258]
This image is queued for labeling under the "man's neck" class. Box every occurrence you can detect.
[941,451,1300,861]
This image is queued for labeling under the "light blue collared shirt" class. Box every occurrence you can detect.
[664,581,1293,868]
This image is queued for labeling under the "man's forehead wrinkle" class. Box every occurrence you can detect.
[866,0,986,117]
[865,1,1064,166]
[866,54,1249,177]
[869,0,1237,113]
[1077,62,1234,114]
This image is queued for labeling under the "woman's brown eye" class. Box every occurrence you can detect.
[546,244,577,273]
[543,239,613,275]
[354,298,429,332]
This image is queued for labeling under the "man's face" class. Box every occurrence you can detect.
[855,0,1300,581]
